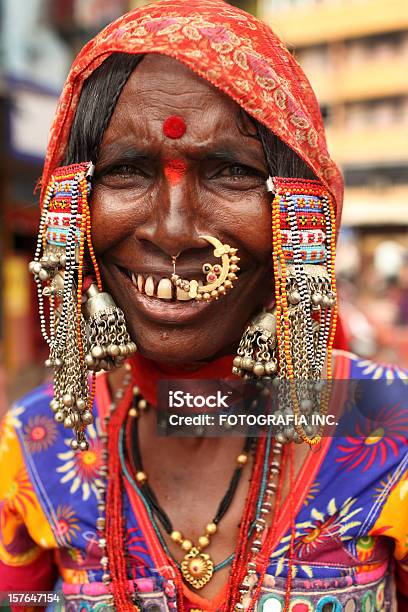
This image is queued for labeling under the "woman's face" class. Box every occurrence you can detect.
[91,54,273,365]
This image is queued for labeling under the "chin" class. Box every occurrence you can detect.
[126,319,240,366]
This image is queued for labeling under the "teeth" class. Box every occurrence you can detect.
[157,278,172,300]
[129,272,205,302]
[176,287,192,301]
[145,276,155,296]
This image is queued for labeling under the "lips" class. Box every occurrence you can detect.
[114,266,218,325]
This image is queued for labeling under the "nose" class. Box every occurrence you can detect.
[138,175,204,257]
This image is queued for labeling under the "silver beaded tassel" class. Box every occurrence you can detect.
[83,284,137,373]
[232,311,278,379]
[50,289,92,451]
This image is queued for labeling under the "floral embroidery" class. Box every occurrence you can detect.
[271,497,362,577]
[56,423,103,501]
[355,359,408,382]
[336,401,408,472]
[54,504,81,545]
[0,467,35,517]
[23,414,58,453]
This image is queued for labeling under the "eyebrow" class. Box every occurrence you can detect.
[96,139,266,170]
[96,146,159,168]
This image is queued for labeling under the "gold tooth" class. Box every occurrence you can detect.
[176,286,192,301]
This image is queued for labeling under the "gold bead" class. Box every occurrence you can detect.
[198,535,210,549]
[237,453,248,465]
[171,530,183,543]
[138,399,148,410]
[206,522,217,535]
[129,408,138,418]
[181,539,193,551]
[136,471,147,483]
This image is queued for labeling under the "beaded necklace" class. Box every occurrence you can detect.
[97,364,293,611]
[126,398,254,590]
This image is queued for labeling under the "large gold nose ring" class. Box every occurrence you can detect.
[170,236,240,302]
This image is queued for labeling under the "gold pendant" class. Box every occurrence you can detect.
[181,547,214,589]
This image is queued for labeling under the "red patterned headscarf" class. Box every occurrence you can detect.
[41,0,343,226]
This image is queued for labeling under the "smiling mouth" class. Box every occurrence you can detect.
[118,267,204,302]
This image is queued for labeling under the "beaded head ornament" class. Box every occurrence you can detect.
[233,177,338,446]
[29,163,136,450]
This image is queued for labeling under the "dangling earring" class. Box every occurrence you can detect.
[232,176,338,446]
[29,162,136,450]
[171,235,240,302]
[232,310,278,379]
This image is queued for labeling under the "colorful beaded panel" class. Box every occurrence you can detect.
[44,163,92,248]
[277,178,332,265]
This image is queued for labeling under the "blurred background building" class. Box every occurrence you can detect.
[1,0,407,413]
[259,0,408,365]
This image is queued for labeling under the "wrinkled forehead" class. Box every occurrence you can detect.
[100,53,259,151]
[111,54,247,122]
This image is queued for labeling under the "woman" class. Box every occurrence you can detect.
[0,1,407,610]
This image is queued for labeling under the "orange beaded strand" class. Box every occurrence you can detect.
[75,177,88,363]
[83,197,102,291]
[325,194,338,382]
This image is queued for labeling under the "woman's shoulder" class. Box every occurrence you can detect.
[325,350,408,501]
[333,348,408,381]
[0,380,105,474]
[5,381,53,420]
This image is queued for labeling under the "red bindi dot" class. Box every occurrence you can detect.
[163,115,186,139]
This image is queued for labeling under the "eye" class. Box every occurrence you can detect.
[96,162,152,189]
[219,163,261,178]
[205,161,265,191]
[104,164,145,178]
[113,164,135,177]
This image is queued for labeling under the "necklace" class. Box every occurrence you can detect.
[97,364,289,612]
[127,389,254,590]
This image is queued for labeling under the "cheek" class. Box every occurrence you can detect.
[89,186,148,254]
[223,192,272,264]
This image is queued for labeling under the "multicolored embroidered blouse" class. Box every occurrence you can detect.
[1,351,407,612]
